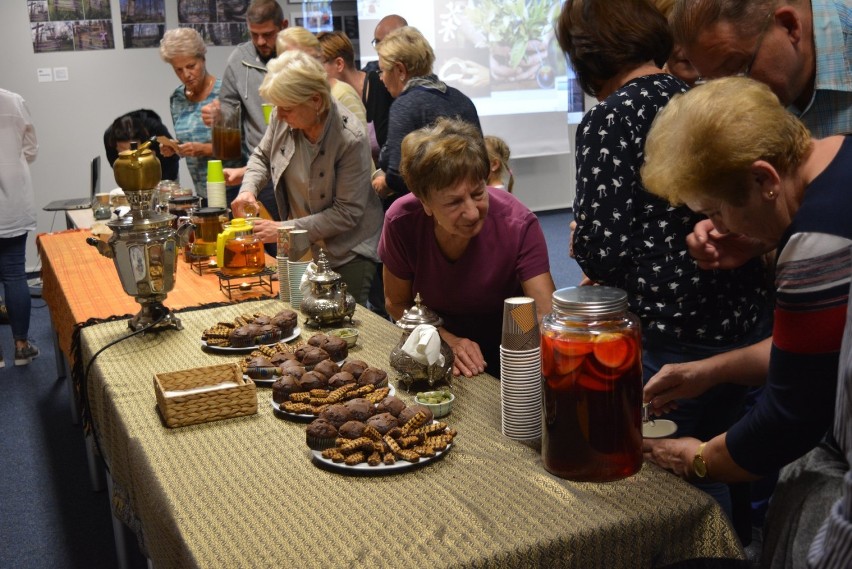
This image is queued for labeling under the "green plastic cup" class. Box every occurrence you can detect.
[262,103,274,125]
[207,160,224,183]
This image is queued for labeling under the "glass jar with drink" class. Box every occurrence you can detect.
[540,286,643,482]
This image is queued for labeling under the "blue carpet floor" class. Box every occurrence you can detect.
[0,209,580,568]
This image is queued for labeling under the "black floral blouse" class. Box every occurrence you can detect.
[572,74,767,345]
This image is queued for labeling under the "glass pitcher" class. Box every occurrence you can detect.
[212,101,242,160]
[215,217,265,277]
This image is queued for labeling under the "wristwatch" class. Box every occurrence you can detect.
[693,442,708,478]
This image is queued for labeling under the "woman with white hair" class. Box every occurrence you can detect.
[159,27,234,197]
[231,50,383,305]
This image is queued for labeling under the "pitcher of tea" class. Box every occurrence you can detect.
[212,101,242,160]
[215,217,265,276]
[540,286,643,482]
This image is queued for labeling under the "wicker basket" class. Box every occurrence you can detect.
[154,363,258,428]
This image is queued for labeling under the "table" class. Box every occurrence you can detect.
[81,299,746,568]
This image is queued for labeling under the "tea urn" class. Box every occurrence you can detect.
[389,293,454,390]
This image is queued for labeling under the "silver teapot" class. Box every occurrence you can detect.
[299,249,356,327]
[389,293,454,390]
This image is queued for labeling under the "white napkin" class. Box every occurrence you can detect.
[299,261,318,297]
[401,324,445,367]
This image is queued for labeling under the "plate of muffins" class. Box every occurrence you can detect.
[201,310,300,353]
[307,401,457,473]
[242,332,352,387]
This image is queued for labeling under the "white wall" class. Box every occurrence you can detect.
[1,0,576,271]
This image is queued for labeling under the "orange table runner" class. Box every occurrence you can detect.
[38,229,277,367]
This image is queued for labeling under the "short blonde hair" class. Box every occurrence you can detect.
[276,26,321,59]
[317,31,356,69]
[159,27,207,62]
[485,135,514,192]
[641,77,811,207]
[376,26,435,78]
[260,50,331,114]
[401,117,489,202]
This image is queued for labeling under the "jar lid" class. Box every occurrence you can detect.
[552,286,628,317]
[309,249,342,284]
[193,207,227,217]
[396,293,443,331]
[168,195,201,205]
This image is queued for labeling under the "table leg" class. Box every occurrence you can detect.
[107,472,132,569]
[85,431,106,492]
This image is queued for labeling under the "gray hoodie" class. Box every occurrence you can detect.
[219,41,269,155]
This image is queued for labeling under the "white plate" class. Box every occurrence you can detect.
[642,419,678,439]
[272,383,395,421]
[201,327,302,353]
[311,441,452,473]
[244,373,279,387]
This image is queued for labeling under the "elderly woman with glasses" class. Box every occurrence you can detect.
[231,50,383,305]
[378,117,555,379]
[372,26,481,209]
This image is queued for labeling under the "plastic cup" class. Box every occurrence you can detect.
[262,103,274,125]
[207,160,225,183]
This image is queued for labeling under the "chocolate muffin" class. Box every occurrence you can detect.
[229,326,254,347]
[344,398,375,422]
[272,374,301,404]
[312,359,340,380]
[278,360,306,379]
[269,351,298,366]
[298,371,328,391]
[307,333,329,348]
[305,419,338,450]
[366,412,399,435]
[296,346,330,367]
[357,367,388,388]
[255,324,282,344]
[272,309,298,336]
[327,371,356,390]
[244,355,279,380]
[337,420,367,440]
[398,404,434,425]
[322,336,348,362]
[341,359,368,379]
[376,395,406,417]
[318,403,351,428]
[252,316,272,327]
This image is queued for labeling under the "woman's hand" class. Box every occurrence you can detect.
[176,141,210,158]
[439,328,486,377]
[686,219,768,270]
[643,361,715,415]
[372,174,393,199]
[246,218,280,244]
[230,191,258,219]
[643,437,702,479]
[223,167,247,186]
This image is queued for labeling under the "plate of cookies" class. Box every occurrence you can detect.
[308,408,456,472]
[201,310,300,352]
[271,378,395,420]
[242,334,355,387]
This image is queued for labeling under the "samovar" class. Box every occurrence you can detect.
[389,293,454,390]
[87,140,192,331]
[299,249,356,327]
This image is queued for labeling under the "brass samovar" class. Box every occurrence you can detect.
[87,140,192,330]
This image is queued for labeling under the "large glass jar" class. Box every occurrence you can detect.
[216,218,265,277]
[540,286,643,482]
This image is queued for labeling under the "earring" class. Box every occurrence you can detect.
[767,191,776,198]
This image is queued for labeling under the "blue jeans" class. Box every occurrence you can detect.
[0,233,31,341]
[642,321,771,521]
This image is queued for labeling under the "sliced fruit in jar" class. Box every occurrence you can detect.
[554,351,585,375]
[592,333,631,368]
[553,338,594,357]
[576,372,612,392]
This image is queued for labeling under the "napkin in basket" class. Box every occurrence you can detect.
[401,324,445,367]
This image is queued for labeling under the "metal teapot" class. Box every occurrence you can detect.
[389,293,454,390]
[299,249,356,327]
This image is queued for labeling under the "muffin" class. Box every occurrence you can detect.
[337,420,367,440]
[305,419,338,450]
[319,404,351,428]
[296,346,330,367]
[341,360,368,380]
[307,333,329,348]
[298,371,327,391]
[344,398,375,422]
[272,374,301,404]
[398,404,434,425]
[269,351,298,366]
[244,355,279,380]
[357,367,388,388]
[322,336,348,362]
[376,395,406,417]
[272,309,298,336]
[229,326,254,348]
[278,360,306,379]
[252,315,272,327]
[255,324,282,344]
[312,359,340,380]
[366,412,399,435]
[327,371,356,390]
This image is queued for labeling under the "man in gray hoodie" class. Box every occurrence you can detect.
[202,0,286,217]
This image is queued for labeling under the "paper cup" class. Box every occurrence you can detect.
[288,229,312,262]
[288,260,310,309]
[277,226,290,258]
[502,297,540,351]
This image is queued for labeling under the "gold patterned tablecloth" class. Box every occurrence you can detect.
[81,299,745,569]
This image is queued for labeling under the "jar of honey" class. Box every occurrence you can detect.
[540,286,643,482]
[215,218,266,277]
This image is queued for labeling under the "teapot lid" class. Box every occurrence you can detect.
[193,206,227,217]
[309,249,342,284]
[396,293,443,331]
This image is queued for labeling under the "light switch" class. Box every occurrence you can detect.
[53,67,69,81]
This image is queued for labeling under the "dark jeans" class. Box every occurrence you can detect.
[0,233,31,341]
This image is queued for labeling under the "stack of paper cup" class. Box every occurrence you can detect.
[500,297,542,440]
[288,260,310,309]
[288,229,311,262]
[206,160,227,208]
[277,227,290,303]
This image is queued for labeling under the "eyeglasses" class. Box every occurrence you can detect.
[371,38,380,48]
[695,12,773,85]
